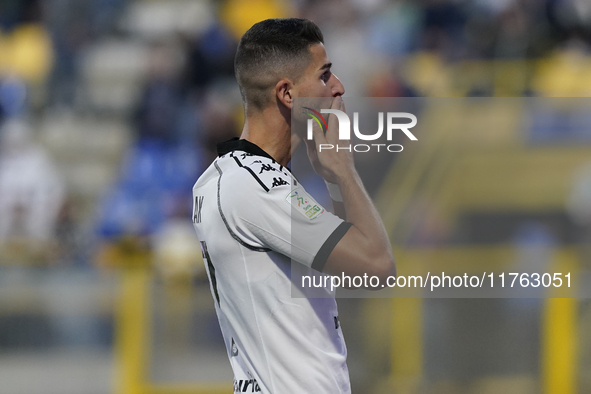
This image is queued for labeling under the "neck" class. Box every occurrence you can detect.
[240,104,296,166]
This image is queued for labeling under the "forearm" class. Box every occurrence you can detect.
[307,96,395,280]
[325,182,346,219]
[335,169,391,254]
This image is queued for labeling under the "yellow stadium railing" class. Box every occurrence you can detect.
[115,265,231,394]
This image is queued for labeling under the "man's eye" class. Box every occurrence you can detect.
[321,71,331,83]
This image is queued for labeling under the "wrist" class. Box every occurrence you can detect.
[324,180,343,202]
[332,165,357,185]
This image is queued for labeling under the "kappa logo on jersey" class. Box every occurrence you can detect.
[271,177,289,188]
[286,187,325,220]
[258,163,276,174]
[239,158,291,192]
[233,379,261,392]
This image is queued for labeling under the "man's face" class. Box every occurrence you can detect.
[290,43,345,128]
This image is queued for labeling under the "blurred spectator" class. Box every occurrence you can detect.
[198,87,241,166]
[95,140,201,240]
[0,76,27,120]
[94,139,202,270]
[180,22,237,97]
[0,119,65,261]
[366,0,422,59]
[0,0,53,86]
[419,0,467,60]
[43,0,126,107]
[134,41,185,143]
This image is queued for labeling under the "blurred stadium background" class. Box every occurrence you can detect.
[1,0,591,393]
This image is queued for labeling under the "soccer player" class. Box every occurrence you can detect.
[192,18,395,393]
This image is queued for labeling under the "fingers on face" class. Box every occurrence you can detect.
[331,96,340,109]
[307,124,324,148]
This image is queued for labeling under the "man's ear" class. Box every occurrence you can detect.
[275,79,294,109]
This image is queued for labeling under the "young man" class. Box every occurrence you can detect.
[192,18,395,393]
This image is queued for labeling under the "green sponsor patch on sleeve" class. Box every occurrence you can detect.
[285,187,326,220]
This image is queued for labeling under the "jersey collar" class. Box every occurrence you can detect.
[217,138,276,162]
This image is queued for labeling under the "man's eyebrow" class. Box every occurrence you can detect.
[319,62,332,71]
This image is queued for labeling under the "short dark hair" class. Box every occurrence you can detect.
[235,18,324,111]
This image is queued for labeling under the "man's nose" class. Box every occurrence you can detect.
[331,74,345,97]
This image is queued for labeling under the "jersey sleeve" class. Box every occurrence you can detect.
[219,157,351,271]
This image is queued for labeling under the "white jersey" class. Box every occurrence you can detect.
[192,138,351,394]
